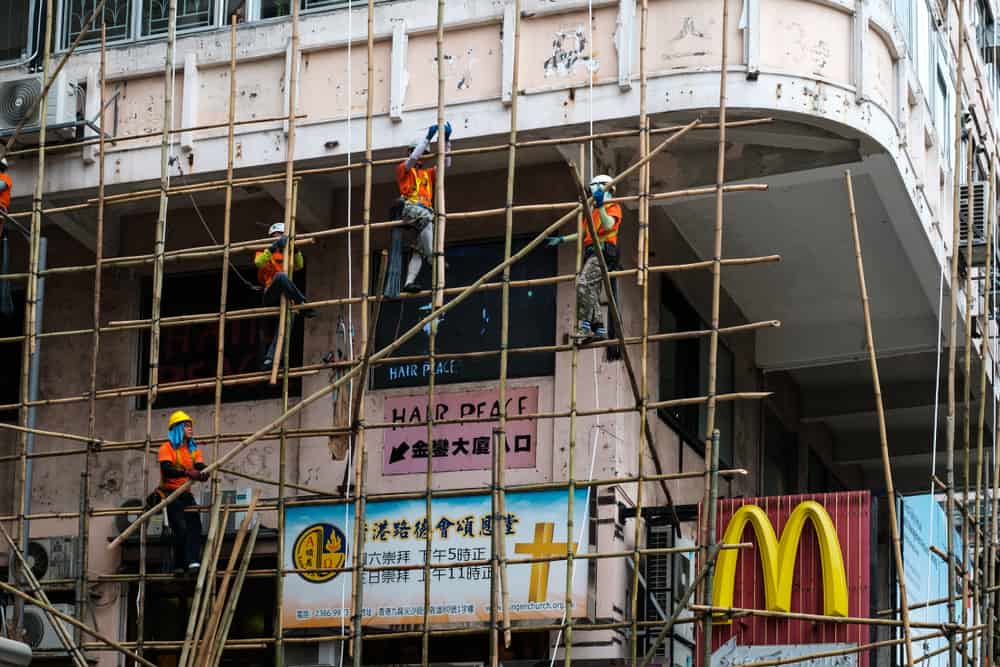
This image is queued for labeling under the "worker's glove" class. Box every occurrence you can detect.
[198,471,210,482]
[186,469,202,480]
[592,186,606,208]
[545,236,563,247]
[444,122,453,141]
[269,235,288,252]
[426,124,439,142]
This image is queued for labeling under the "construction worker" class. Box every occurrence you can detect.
[255,222,315,370]
[397,122,453,293]
[0,158,11,237]
[156,411,209,574]
[546,174,622,342]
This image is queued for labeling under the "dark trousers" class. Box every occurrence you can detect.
[165,491,202,569]
[262,273,305,364]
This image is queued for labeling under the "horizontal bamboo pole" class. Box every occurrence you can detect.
[690,604,957,630]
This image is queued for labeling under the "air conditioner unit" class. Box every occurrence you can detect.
[22,537,77,582]
[202,487,253,533]
[3,603,75,651]
[959,182,990,267]
[0,71,77,141]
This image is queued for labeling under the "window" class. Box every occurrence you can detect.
[142,0,216,36]
[916,0,934,101]
[62,0,131,47]
[657,278,735,466]
[763,410,797,496]
[371,237,557,390]
[257,0,344,20]
[0,0,33,62]
[935,64,952,164]
[137,268,304,409]
[895,0,916,55]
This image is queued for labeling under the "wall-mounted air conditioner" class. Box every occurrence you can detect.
[3,604,75,651]
[117,499,164,538]
[959,181,990,267]
[0,71,77,141]
[22,537,77,582]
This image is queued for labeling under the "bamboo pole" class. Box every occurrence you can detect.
[700,0,729,586]
[961,138,975,667]
[188,504,231,667]
[0,579,157,667]
[946,3,969,667]
[844,170,915,666]
[78,21,108,648]
[0,522,87,666]
[147,0,178,403]
[972,157,994,667]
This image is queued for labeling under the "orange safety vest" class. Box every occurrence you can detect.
[157,441,203,492]
[0,173,11,211]
[255,249,288,289]
[582,202,623,248]
[396,162,436,209]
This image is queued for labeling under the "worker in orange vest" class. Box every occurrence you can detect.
[255,222,315,370]
[546,174,622,342]
[396,122,453,293]
[0,158,11,237]
[156,411,209,574]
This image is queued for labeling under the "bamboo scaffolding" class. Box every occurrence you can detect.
[961,141,974,667]
[177,495,223,667]
[844,170,915,666]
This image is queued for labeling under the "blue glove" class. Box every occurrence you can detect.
[426,124,439,142]
[444,121,453,141]
[592,187,606,208]
[545,236,562,247]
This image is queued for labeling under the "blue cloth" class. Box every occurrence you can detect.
[167,423,198,451]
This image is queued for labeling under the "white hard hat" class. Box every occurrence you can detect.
[590,174,614,188]
[268,222,285,235]
[0,157,8,169]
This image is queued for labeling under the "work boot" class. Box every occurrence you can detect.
[573,321,593,341]
[188,562,201,574]
[402,281,422,294]
[591,322,608,340]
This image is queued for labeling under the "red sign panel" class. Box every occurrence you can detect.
[700,491,871,666]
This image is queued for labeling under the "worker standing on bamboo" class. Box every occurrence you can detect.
[0,158,11,237]
[546,174,622,342]
[156,411,209,575]
[398,122,453,293]
[255,222,315,371]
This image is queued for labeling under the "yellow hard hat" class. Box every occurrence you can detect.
[167,410,193,430]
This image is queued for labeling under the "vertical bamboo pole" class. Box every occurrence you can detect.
[988,163,1000,667]
[494,0,521,651]
[350,0,377,662]
[699,5,729,640]
[561,147,585,667]
[275,179,298,667]
[433,0,447,311]
[178,496,222,667]
[148,0,178,403]
[209,520,261,667]
[947,3,969,665]
[844,170,915,667]
[212,12,239,509]
[972,158,994,667]
[631,0,651,659]
[78,20,108,658]
[962,140,975,666]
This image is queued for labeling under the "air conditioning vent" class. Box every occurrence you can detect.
[0,71,77,141]
[959,181,990,267]
[17,537,78,582]
[3,604,75,651]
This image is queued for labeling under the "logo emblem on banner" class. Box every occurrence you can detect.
[293,523,348,583]
[712,500,849,618]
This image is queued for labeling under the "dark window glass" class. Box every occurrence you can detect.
[371,237,557,389]
[0,288,24,422]
[138,268,303,408]
[657,277,734,465]
[763,410,797,496]
[0,0,32,62]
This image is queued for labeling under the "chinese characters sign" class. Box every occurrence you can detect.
[382,386,538,475]
[282,488,588,629]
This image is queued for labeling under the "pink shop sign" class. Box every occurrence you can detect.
[382,386,539,475]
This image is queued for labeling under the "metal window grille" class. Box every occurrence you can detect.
[63,0,132,47]
[142,0,215,36]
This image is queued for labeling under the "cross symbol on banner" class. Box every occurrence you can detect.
[514,522,577,602]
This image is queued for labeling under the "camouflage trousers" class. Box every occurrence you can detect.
[576,253,605,327]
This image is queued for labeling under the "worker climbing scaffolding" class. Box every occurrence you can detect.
[0,157,11,238]
[255,221,316,371]
[154,411,210,575]
[547,174,622,342]
[396,122,453,293]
